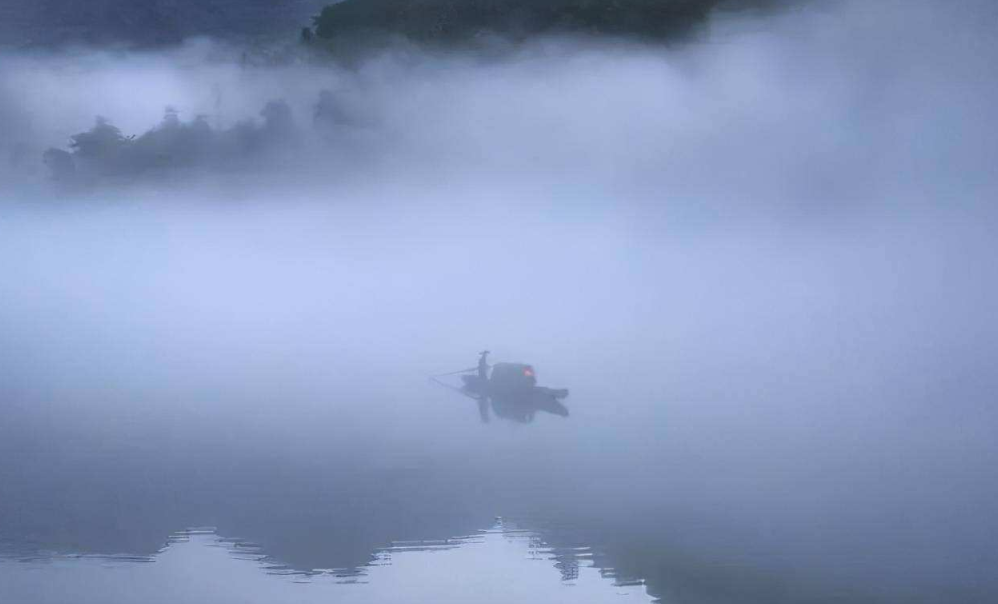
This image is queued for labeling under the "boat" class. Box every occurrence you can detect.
[460,362,569,400]
[430,360,569,423]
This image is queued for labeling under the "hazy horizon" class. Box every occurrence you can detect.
[2,1,997,603]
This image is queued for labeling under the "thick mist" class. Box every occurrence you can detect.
[2,1,997,602]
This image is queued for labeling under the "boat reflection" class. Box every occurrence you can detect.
[475,391,569,424]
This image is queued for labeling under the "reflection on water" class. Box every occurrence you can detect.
[0,523,651,604]
[4,347,997,603]
[471,392,570,424]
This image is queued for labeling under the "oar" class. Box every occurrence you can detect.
[431,366,478,377]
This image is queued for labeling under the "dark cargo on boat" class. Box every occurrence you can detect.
[461,362,568,400]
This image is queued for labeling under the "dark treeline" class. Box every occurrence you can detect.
[44,105,290,184]
[0,0,791,49]
[312,0,787,44]
[41,92,360,184]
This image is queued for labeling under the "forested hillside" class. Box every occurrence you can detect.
[0,0,327,47]
[313,0,781,43]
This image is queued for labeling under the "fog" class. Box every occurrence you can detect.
[2,1,997,602]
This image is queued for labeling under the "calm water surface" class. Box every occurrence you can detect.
[1,524,652,604]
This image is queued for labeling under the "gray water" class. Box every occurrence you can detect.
[2,198,995,603]
[2,1,998,603]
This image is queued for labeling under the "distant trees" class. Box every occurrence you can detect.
[312,0,723,43]
[42,101,299,184]
[68,117,129,162]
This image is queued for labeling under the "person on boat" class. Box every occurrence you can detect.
[477,350,490,380]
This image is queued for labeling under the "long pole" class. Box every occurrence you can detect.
[430,366,478,378]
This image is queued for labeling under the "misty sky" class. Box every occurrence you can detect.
[2,1,997,603]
